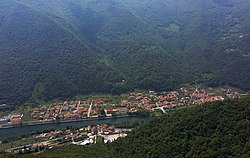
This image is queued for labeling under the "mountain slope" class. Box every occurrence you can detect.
[0,0,122,103]
[110,97,250,158]
[120,0,250,88]
[0,0,249,104]
[16,0,182,87]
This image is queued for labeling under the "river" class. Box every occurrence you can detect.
[0,116,151,140]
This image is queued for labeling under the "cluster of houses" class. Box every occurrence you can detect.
[30,99,138,121]
[70,124,131,145]
[221,88,247,99]
[5,124,132,154]
[0,114,23,126]
[117,87,225,112]
[1,86,240,125]
[104,107,136,117]
[30,100,100,121]
[11,87,227,123]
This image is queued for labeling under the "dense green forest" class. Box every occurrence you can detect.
[109,97,250,158]
[3,96,248,158]
[0,0,250,104]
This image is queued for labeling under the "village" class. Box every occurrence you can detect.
[0,86,248,155]
[3,123,132,154]
[0,85,245,127]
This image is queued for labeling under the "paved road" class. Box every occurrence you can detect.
[87,100,93,117]
[152,106,166,113]
[76,101,81,112]
[43,106,51,121]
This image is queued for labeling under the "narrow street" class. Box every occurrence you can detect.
[87,100,93,117]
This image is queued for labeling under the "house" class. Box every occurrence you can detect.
[116,108,128,115]
[10,114,23,123]
[32,115,38,119]
[40,111,45,115]
[5,144,33,154]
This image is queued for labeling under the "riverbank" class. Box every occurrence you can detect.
[0,116,151,140]
[0,115,144,129]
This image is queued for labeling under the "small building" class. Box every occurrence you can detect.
[10,114,23,123]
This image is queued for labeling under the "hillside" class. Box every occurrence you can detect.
[0,0,250,104]
[109,97,250,158]
[7,96,248,158]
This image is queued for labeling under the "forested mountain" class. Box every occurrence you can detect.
[9,96,248,158]
[0,0,249,104]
